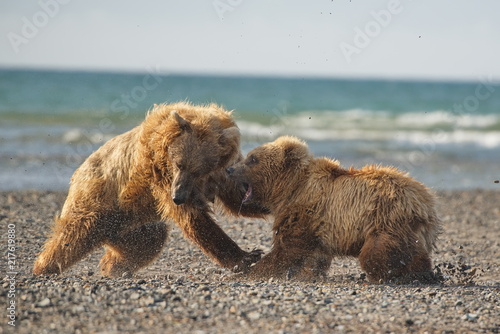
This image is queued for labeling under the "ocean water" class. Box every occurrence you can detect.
[1,68,499,190]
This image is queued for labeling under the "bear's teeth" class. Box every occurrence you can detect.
[242,184,253,203]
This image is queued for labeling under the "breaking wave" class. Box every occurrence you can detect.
[238,109,500,148]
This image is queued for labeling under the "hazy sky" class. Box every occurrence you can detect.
[1,0,499,81]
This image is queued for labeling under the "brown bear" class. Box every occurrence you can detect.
[227,136,441,283]
[33,102,266,277]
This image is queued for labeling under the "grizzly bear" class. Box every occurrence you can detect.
[33,102,266,277]
[227,136,441,283]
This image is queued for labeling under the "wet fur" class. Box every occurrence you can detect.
[229,136,441,283]
[33,102,266,277]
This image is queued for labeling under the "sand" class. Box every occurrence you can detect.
[0,189,499,333]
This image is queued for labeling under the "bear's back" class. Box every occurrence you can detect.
[303,160,437,255]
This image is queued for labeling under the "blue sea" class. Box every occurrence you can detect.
[1,68,499,190]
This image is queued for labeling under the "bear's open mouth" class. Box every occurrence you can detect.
[242,183,253,203]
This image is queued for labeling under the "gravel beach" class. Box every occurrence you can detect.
[1,189,499,333]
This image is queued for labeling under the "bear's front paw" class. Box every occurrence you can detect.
[99,252,137,278]
[232,248,263,273]
[33,260,61,276]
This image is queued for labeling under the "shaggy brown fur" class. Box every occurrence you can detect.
[33,102,266,277]
[228,136,441,283]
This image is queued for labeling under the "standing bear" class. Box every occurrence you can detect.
[33,102,266,277]
[227,136,441,283]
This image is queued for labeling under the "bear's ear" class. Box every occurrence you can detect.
[220,126,240,144]
[172,110,192,133]
[219,126,240,156]
[282,139,310,168]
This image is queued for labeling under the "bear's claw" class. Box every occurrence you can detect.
[232,248,263,273]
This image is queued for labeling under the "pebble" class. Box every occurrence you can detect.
[2,190,500,333]
[130,292,141,300]
[37,298,51,307]
[462,313,479,322]
[247,311,261,320]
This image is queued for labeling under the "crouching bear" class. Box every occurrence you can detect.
[227,136,441,283]
[33,102,266,277]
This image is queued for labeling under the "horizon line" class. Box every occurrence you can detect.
[0,64,497,85]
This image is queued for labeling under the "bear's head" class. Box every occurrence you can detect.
[227,136,312,210]
[144,102,240,206]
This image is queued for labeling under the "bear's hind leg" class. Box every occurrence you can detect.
[358,232,414,283]
[407,252,432,273]
[405,251,435,282]
[33,214,106,275]
[100,222,168,277]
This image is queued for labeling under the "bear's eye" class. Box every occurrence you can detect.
[176,163,185,171]
[247,155,258,165]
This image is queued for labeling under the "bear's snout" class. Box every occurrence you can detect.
[171,173,195,206]
[172,193,187,205]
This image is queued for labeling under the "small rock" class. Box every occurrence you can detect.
[121,272,132,278]
[37,298,51,307]
[247,311,260,320]
[143,297,155,306]
[462,313,479,322]
[72,305,85,313]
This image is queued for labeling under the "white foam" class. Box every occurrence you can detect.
[62,128,114,144]
[397,111,498,129]
[239,109,500,148]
